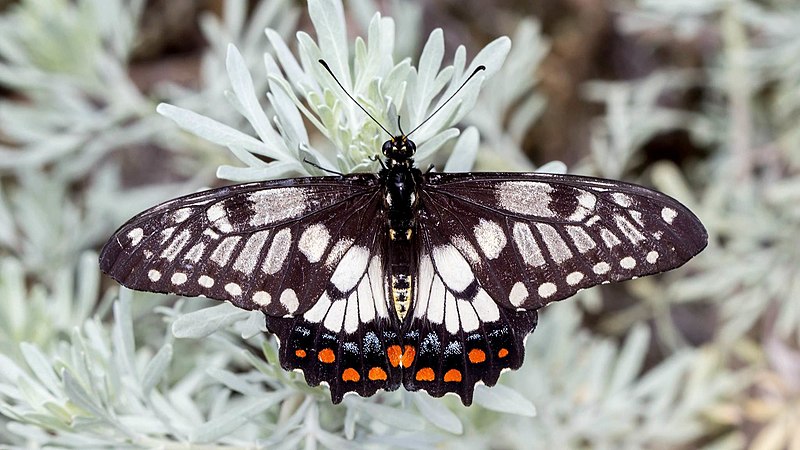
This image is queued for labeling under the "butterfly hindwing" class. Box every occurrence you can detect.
[418,172,708,311]
[401,309,538,405]
[99,175,382,317]
[263,193,405,403]
[265,315,403,403]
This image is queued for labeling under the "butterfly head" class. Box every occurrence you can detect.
[382,136,416,162]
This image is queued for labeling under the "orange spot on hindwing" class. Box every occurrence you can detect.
[415,367,435,381]
[443,369,462,382]
[318,348,336,363]
[401,345,416,367]
[387,345,402,367]
[342,368,360,382]
[368,367,387,381]
[498,348,509,358]
[295,349,306,358]
[468,349,486,364]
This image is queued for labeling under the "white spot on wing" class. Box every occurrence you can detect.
[444,291,459,333]
[620,256,637,269]
[160,229,192,262]
[304,292,331,323]
[253,291,271,306]
[611,192,633,207]
[568,190,597,221]
[280,289,299,313]
[160,227,175,243]
[198,275,215,288]
[427,277,446,324]
[630,210,644,226]
[262,229,292,275]
[344,292,359,334]
[451,235,481,265]
[661,207,678,224]
[646,250,659,264]
[203,228,220,239]
[233,230,270,273]
[248,188,307,227]
[496,181,556,217]
[509,282,529,307]
[128,228,143,245]
[472,289,500,322]
[225,282,242,296]
[367,257,387,318]
[416,255,434,318]
[536,223,573,263]
[586,215,601,226]
[538,282,557,298]
[171,272,187,285]
[148,269,161,282]
[206,204,233,233]
[184,242,206,263]
[172,208,192,223]
[566,226,596,253]
[211,236,241,266]
[566,271,584,286]
[358,277,376,322]
[615,215,646,244]
[323,300,346,332]
[325,238,354,268]
[474,219,507,259]
[593,262,611,275]
[600,228,621,248]
[298,224,330,263]
[513,222,545,267]
[457,299,479,332]
[432,244,474,292]
[330,245,370,292]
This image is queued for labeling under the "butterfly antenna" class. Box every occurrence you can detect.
[318,59,393,138]
[397,116,405,136]
[406,65,486,139]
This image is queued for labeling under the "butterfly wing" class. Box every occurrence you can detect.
[418,172,707,310]
[100,175,384,316]
[400,171,707,404]
[263,195,404,403]
[101,174,404,402]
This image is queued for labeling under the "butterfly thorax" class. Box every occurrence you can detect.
[380,136,420,242]
[380,136,421,321]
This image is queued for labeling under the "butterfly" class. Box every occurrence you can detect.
[100,62,707,405]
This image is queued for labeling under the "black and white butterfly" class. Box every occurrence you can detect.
[100,63,707,405]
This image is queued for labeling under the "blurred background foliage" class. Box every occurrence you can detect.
[0,0,797,448]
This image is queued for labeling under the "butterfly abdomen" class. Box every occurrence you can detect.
[387,237,417,322]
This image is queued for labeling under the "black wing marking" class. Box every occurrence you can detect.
[99,175,382,317]
[418,172,708,311]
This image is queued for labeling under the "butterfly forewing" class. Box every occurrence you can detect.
[418,172,708,311]
[100,175,382,317]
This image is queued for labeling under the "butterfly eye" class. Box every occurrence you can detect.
[381,140,393,156]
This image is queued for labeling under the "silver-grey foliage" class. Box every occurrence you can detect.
[0,0,793,447]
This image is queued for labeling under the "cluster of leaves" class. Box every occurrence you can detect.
[0,0,795,448]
